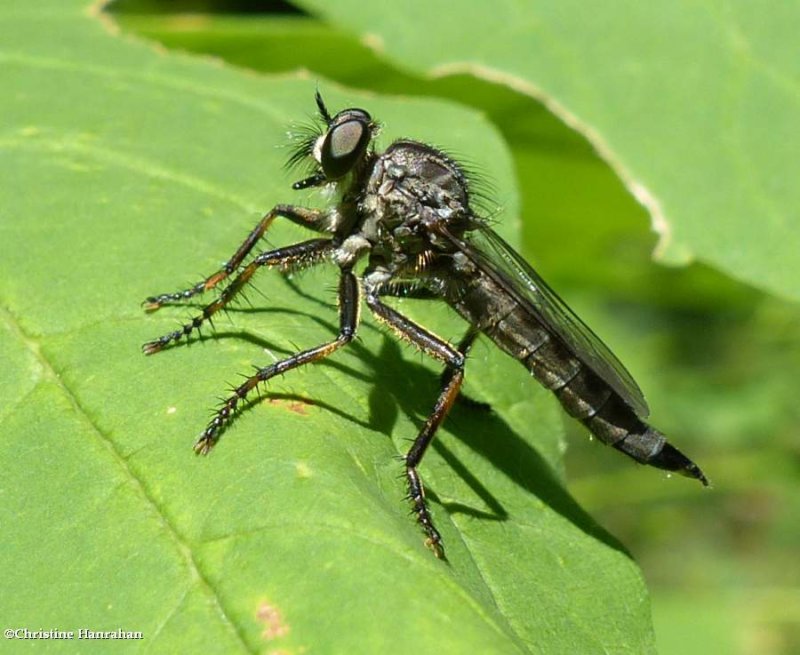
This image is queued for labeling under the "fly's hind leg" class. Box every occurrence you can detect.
[405,364,465,559]
[195,267,359,454]
[144,205,327,309]
[445,329,491,412]
[378,282,488,413]
[366,277,468,558]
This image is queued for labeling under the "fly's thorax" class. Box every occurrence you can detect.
[359,139,472,258]
[381,140,470,207]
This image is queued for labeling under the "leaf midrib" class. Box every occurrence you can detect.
[0,303,255,654]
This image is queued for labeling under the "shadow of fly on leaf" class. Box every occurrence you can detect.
[142,92,708,560]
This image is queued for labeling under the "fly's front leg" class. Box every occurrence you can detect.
[366,279,466,558]
[144,205,327,309]
[142,238,333,355]
[194,267,359,454]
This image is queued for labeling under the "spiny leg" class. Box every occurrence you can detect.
[195,267,359,454]
[379,282,487,412]
[445,328,490,411]
[365,285,467,558]
[405,366,465,559]
[144,205,327,309]
[142,238,333,355]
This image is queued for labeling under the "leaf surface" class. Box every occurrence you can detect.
[296,0,800,302]
[0,1,655,652]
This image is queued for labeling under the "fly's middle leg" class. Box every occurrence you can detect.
[194,268,359,454]
[365,285,466,558]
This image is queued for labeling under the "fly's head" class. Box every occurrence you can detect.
[288,92,378,192]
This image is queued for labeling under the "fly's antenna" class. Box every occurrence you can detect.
[315,89,332,125]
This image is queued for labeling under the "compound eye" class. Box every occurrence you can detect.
[320,118,370,179]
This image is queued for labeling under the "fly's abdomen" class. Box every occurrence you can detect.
[451,279,707,484]
[453,281,621,426]
[483,306,618,426]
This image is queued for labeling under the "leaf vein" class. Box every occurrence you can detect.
[0,303,255,654]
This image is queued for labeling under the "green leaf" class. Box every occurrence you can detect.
[1,1,656,652]
[294,0,800,302]
[104,7,800,655]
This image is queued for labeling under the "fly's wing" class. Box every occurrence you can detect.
[439,224,650,417]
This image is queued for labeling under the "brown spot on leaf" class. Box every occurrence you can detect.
[267,397,312,416]
[256,601,290,640]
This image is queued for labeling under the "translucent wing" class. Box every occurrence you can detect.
[440,224,650,417]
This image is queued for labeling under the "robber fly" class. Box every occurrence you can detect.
[143,93,707,558]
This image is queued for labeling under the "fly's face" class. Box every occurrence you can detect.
[315,107,373,179]
[290,92,378,191]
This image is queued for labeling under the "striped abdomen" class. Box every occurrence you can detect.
[447,269,707,483]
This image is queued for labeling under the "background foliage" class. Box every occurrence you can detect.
[1,0,798,653]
